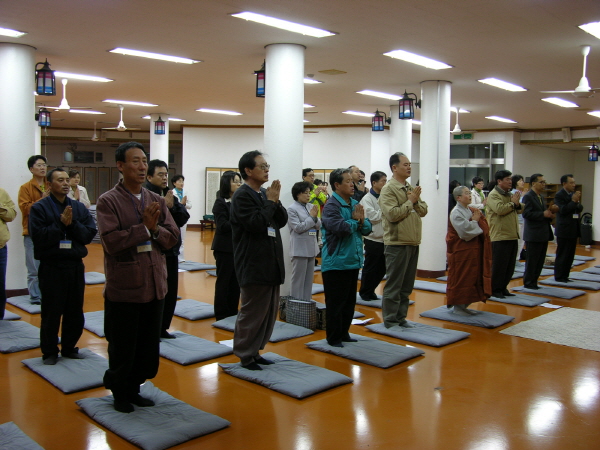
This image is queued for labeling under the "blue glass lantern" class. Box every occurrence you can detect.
[38,108,51,127]
[255,61,265,98]
[589,144,599,162]
[35,59,56,96]
[398,90,421,120]
[372,109,390,131]
[154,116,166,135]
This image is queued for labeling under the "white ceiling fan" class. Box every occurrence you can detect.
[45,78,92,111]
[79,121,101,141]
[450,108,475,135]
[102,104,141,131]
[541,45,598,98]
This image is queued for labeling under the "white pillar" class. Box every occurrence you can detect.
[0,43,37,291]
[593,161,600,245]
[390,105,412,161]
[263,43,305,296]
[149,113,170,163]
[417,80,452,277]
[370,128,389,177]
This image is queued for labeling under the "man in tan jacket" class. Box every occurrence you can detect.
[379,152,427,328]
[0,187,17,320]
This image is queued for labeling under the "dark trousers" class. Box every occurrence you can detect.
[214,251,240,320]
[491,240,518,294]
[103,297,163,399]
[38,260,85,358]
[555,237,577,281]
[524,241,549,288]
[161,254,179,332]
[322,269,359,345]
[0,245,6,320]
[359,240,386,298]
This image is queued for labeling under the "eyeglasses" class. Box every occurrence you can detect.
[34,163,47,168]
[257,164,270,171]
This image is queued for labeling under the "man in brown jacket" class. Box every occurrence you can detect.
[96,142,178,413]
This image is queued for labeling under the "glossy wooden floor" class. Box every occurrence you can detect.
[2,230,600,450]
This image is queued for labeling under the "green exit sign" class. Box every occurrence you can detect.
[453,133,474,140]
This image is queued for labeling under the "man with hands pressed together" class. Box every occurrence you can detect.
[96,142,179,413]
[29,168,97,365]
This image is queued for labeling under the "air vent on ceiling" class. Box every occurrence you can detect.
[318,69,347,75]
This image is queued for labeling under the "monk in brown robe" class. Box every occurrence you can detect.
[446,186,492,315]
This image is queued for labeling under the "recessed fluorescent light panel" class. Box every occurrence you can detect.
[69,110,106,115]
[103,99,158,107]
[412,120,421,125]
[109,48,200,64]
[356,90,401,101]
[0,27,27,37]
[342,111,375,117]
[197,108,242,115]
[485,116,517,123]
[579,22,600,40]
[587,111,600,118]
[384,50,452,70]
[304,104,315,108]
[304,78,323,84]
[142,116,186,121]
[542,97,579,108]
[303,120,310,123]
[230,12,336,37]
[478,78,527,92]
[55,72,113,82]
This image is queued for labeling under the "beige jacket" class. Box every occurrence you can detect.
[379,178,428,246]
[486,186,523,242]
[0,188,17,248]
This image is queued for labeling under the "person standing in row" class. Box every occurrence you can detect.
[171,174,192,263]
[67,169,91,209]
[0,188,17,320]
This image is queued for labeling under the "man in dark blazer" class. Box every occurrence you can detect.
[522,173,557,289]
[230,150,287,371]
[553,174,583,282]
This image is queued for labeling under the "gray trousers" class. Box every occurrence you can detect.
[24,236,41,301]
[290,256,315,301]
[234,284,280,366]
[382,245,419,328]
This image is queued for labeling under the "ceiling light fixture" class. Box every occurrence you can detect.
[142,116,186,121]
[196,108,243,115]
[108,48,201,64]
[542,97,579,108]
[230,12,336,37]
[451,107,470,113]
[372,109,391,132]
[35,59,56,96]
[485,116,517,123]
[55,72,113,82]
[383,49,452,70]
[304,104,315,108]
[356,90,401,101]
[69,110,106,115]
[103,99,158,107]
[587,111,600,118]
[579,22,600,40]
[342,111,375,117]
[412,120,422,125]
[478,78,527,92]
[304,78,323,84]
[0,27,27,37]
[154,116,166,135]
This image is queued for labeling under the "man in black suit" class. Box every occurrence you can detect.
[522,173,558,289]
[553,174,583,282]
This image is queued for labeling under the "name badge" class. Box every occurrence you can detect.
[137,241,152,253]
[573,214,579,219]
[59,240,72,249]
[267,227,276,238]
[308,229,317,236]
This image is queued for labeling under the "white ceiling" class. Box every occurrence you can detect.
[3,0,600,135]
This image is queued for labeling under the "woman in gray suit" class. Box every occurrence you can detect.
[287,182,321,301]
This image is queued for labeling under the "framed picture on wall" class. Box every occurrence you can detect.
[74,151,95,164]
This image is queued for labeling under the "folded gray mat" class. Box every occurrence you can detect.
[545,260,585,268]
[76,381,230,450]
[178,261,217,271]
[413,280,447,294]
[305,333,425,368]
[489,293,549,307]
[212,316,314,342]
[0,321,40,353]
[540,277,600,291]
[173,299,215,320]
[354,295,415,309]
[568,272,600,282]
[512,286,586,299]
[438,272,522,281]
[547,253,595,261]
[206,270,217,277]
[312,283,324,295]
[583,267,600,275]
[159,331,233,365]
[84,271,106,285]
[83,310,105,337]
[21,348,107,394]
[366,322,470,347]
[314,302,364,318]
[6,295,41,314]
[0,422,44,450]
[419,306,514,328]
[219,352,353,399]
[513,267,554,276]
[1,310,21,320]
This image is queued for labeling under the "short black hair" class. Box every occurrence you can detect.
[511,174,523,187]
[314,178,323,186]
[291,181,312,200]
[115,141,145,163]
[494,169,512,182]
[530,173,543,184]
[560,174,574,185]
[28,155,46,169]
[219,170,241,199]
[171,174,184,186]
[449,179,461,194]
[389,152,408,171]
[239,150,262,180]
[147,159,168,177]
[302,168,313,178]
[329,168,351,192]
[359,170,365,176]
[47,167,67,182]
[370,171,387,184]
[68,169,80,179]
[471,176,484,187]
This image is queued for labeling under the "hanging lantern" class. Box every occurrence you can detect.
[255,61,265,97]
[589,144,599,162]
[154,116,166,135]
[372,109,390,131]
[38,108,51,127]
[398,90,421,120]
[35,59,56,96]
